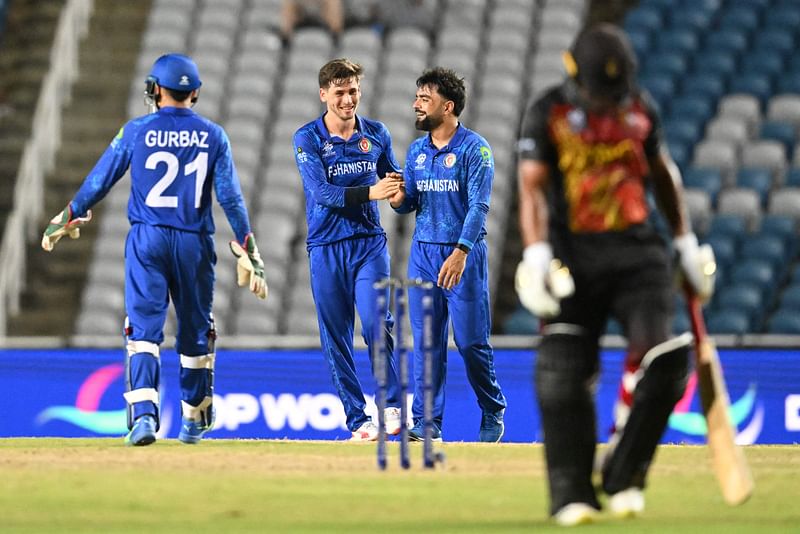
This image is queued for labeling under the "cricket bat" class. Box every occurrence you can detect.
[686,292,754,505]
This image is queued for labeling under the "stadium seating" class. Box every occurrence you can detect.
[618,0,800,335]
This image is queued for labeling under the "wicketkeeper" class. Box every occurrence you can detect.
[42,53,267,446]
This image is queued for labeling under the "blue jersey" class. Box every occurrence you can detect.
[293,114,400,248]
[69,106,251,243]
[397,125,494,250]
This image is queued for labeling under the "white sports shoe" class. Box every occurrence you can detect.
[553,503,598,527]
[384,407,402,436]
[608,487,645,518]
[350,421,379,441]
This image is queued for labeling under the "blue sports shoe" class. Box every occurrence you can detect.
[178,417,213,444]
[408,420,442,442]
[125,415,157,446]
[479,409,505,443]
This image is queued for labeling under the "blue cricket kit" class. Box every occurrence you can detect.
[69,106,252,427]
[397,124,506,432]
[293,113,404,432]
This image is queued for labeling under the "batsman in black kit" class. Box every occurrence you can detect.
[514,24,716,526]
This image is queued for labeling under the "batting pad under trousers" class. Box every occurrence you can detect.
[123,224,217,430]
[309,234,402,432]
[406,240,507,431]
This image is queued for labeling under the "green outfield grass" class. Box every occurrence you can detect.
[0,439,797,533]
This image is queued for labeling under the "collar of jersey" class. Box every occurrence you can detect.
[424,122,466,152]
[316,113,364,142]
[158,106,195,116]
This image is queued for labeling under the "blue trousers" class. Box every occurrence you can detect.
[124,224,216,424]
[309,234,401,432]
[407,240,506,429]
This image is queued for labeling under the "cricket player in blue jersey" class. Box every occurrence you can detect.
[390,67,507,442]
[41,53,267,446]
[293,58,406,441]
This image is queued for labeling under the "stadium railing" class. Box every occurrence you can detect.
[0,0,92,336]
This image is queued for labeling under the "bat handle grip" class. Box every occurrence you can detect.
[684,285,707,343]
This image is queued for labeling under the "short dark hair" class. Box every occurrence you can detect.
[164,87,193,102]
[416,67,466,116]
[318,58,363,89]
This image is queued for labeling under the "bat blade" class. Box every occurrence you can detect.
[687,294,754,505]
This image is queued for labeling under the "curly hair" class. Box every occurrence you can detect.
[416,67,466,116]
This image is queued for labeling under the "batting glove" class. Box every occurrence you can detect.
[229,233,268,300]
[41,206,92,252]
[515,242,575,319]
[674,232,716,303]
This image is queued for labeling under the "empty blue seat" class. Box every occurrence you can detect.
[785,168,800,188]
[669,95,714,125]
[729,74,773,105]
[792,263,800,282]
[753,30,794,59]
[703,234,736,268]
[718,7,761,34]
[763,9,800,34]
[643,53,688,79]
[707,309,751,334]
[655,30,699,55]
[683,167,722,203]
[682,75,726,103]
[640,0,676,8]
[670,9,713,31]
[735,167,773,206]
[681,0,721,12]
[757,213,797,241]
[727,0,769,8]
[503,307,539,335]
[739,235,787,271]
[729,259,776,298]
[707,213,747,238]
[704,29,749,56]
[766,309,800,334]
[640,74,676,107]
[760,121,796,153]
[714,284,765,322]
[624,8,663,33]
[778,284,800,310]
[739,53,784,79]
[692,52,737,79]
[776,73,800,94]
[665,119,703,146]
[626,29,652,59]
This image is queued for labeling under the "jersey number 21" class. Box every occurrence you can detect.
[145,150,208,209]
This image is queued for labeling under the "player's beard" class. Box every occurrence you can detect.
[415,113,441,131]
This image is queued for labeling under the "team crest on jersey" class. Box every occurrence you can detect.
[358,137,372,153]
[415,153,427,169]
[322,141,335,159]
[567,108,586,132]
[296,146,308,163]
[444,153,457,168]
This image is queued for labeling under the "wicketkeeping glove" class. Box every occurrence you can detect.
[41,206,92,252]
[674,232,716,303]
[229,233,268,300]
[515,242,575,318]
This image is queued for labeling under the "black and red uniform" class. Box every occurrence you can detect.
[519,80,690,513]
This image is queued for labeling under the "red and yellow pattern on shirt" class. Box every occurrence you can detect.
[550,102,653,233]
